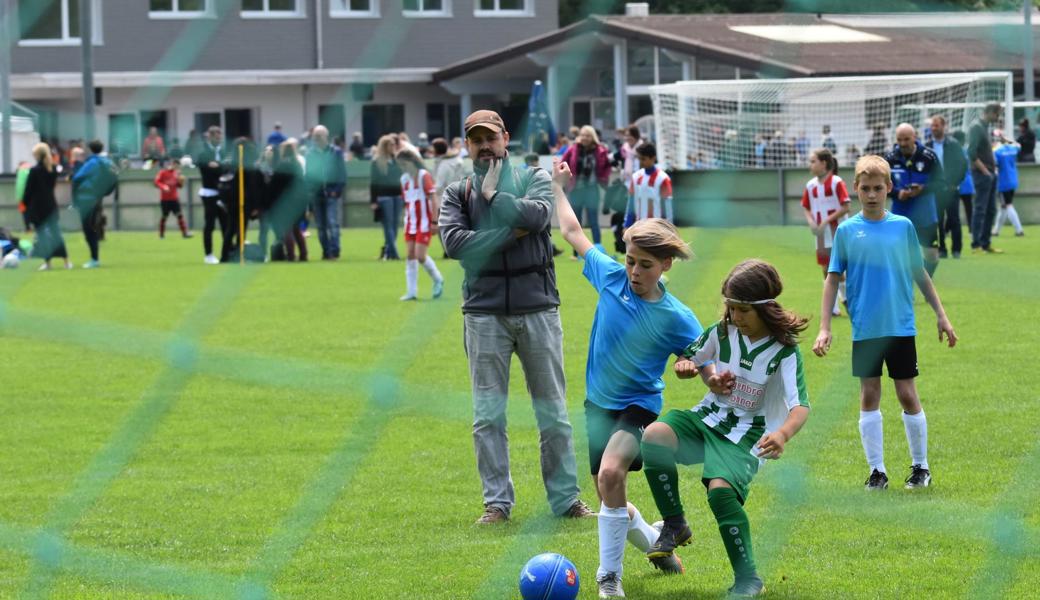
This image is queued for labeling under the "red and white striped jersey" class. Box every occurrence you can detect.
[401,169,436,235]
[629,167,674,222]
[801,173,850,249]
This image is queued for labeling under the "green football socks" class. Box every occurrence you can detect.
[641,442,684,518]
[708,486,758,580]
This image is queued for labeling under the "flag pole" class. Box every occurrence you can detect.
[238,144,245,265]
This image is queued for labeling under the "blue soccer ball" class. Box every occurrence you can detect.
[518,553,579,600]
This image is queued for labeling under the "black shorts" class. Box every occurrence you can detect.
[161,200,182,217]
[915,224,938,249]
[852,336,919,379]
[584,399,658,475]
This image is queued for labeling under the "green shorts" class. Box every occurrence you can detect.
[659,409,760,503]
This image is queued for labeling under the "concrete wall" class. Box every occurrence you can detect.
[5,162,1040,231]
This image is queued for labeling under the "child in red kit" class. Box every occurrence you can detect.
[155,159,192,239]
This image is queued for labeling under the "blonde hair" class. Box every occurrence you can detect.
[373,134,397,174]
[32,142,53,172]
[854,155,891,186]
[623,218,692,261]
[579,125,600,147]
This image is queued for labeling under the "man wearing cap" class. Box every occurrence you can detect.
[440,110,592,524]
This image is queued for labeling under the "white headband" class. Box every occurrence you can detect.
[724,297,776,305]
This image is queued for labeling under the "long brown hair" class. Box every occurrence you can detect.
[811,147,838,176]
[373,135,396,174]
[721,259,809,347]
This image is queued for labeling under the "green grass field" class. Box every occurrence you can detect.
[1,225,1038,600]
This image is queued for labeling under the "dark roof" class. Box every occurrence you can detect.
[434,12,1040,82]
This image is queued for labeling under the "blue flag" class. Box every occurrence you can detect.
[525,80,557,153]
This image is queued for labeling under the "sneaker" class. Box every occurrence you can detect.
[432,279,444,299]
[648,551,685,575]
[82,259,100,269]
[952,251,961,259]
[905,464,931,489]
[727,574,765,598]
[983,246,1004,254]
[596,572,624,598]
[647,519,692,559]
[937,248,948,259]
[400,293,417,301]
[1015,231,1025,237]
[475,505,508,525]
[831,305,841,317]
[864,469,889,491]
[563,500,595,519]
[37,262,51,271]
[204,254,220,265]
[182,232,194,239]
[972,247,984,255]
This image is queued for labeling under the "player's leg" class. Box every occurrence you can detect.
[888,336,929,488]
[917,225,939,278]
[992,192,1008,235]
[417,237,444,298]
[464,313,516,522]
[642,412,704,557]
[706,478,764,597]
[1003,189,1024,235]
[946,191,963,257]
[401,238,418,301]
[854,338,887,489]
[515,309,585,518]
[594,429,641,595]
[159,202,168,238]
[175,203,190,237]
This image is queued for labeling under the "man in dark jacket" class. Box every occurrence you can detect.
[197,126,228,264]
[926,115,969,259]
[71,140,115,269]
[304,125,347,260]
[439,110,591,525]
[884,123,945,277]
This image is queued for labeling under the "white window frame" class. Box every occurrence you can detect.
[403,0,451,18]
[241,0,306,19]
[148,0,216,20]
[330,0,380,18]
[17,0,103,47]
[474,0,532,17]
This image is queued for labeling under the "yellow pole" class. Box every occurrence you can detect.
[238,144,245,265]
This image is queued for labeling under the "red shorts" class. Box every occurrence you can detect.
[404,230,433,245]
[816,249,831,267]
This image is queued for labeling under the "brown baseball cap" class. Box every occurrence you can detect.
[464,110,506,135]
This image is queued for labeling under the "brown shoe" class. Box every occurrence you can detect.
[476,505,509,525]
[563,500,596,519]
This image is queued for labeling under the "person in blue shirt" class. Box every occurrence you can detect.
[551,158,706,598]
[814,155,957,492]
[266,122,287,147]
[991,131,1025,237]
[883,123,945,278]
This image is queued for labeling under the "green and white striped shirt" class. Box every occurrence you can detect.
[682,321,810,453]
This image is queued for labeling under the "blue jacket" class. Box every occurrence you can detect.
[884,142,943,227]
[71,154,114,204]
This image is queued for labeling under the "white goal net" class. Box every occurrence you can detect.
[650,72,1013,170]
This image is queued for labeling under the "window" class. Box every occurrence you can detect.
[404,0,449,17]
[475,0,530,16]
[330,0,379,17]
[149,0,212,18]
[18,0,101,45]
[108,113,139,158]
[362,104,405,146]
[242,0,304,17]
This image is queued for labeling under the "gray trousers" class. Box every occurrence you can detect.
[463,308,581,517]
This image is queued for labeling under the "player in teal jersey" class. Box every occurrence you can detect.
[641,259,811,598]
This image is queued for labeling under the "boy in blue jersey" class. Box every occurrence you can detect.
[552,159,706,598]
[813,155,957,491]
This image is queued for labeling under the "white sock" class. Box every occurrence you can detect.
[422,255,443,282]
[992,206,1006,235]
[902,410,929,470]
[859,410,886,474]
[1006,205,1023,234]
[838,280,847,303]
[405,259,419,297]
[597,504,629,579]
[625,503,659,552]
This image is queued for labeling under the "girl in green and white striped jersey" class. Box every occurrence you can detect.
[641,259,811,598]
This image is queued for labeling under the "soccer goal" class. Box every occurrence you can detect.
[650,72,1013,170]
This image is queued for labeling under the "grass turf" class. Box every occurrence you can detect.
[1,225,1038,599]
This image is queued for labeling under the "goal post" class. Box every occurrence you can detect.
[650,72,1014,170]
